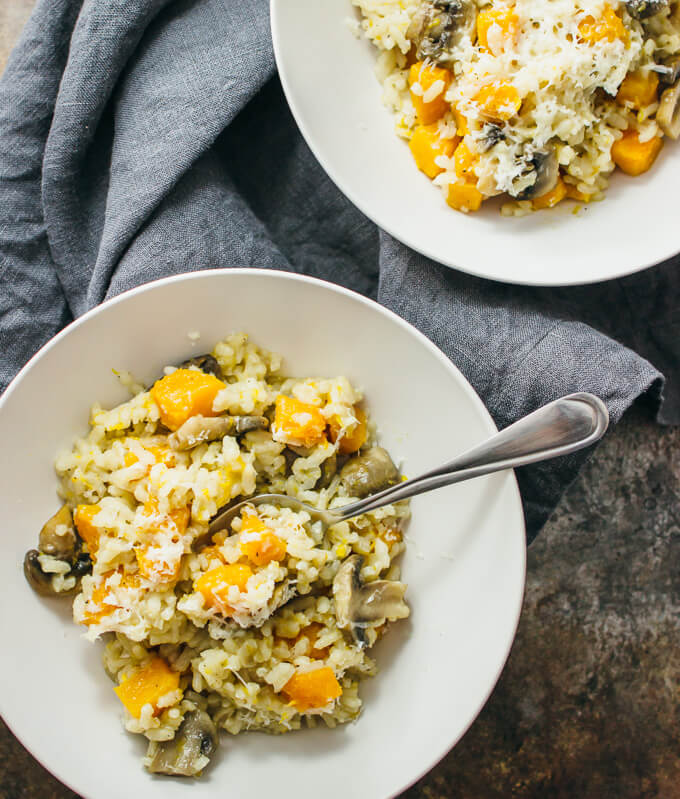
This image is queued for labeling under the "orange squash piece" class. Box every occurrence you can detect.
[282,667,342,712]
[150,369,226,431]
[578,5,628,45]
[617,70,659,109]
[273,395,326,447]
[328,406,368,454]
[194,563,254,613]
[476,6,519,53]
[446,181,484,213]
[532,176,568,210]
[408,124,458,179]
[451,104,470,136]
[239,512,287,566]
[74,504,102,554]
[82,580,114,626]
[81,569,139,626]
[474,81,522,122]
[135,547,182,583]
[114,656,180,719]
[611,129,663,176]
[453,140,478,180]
[408,62,452,125]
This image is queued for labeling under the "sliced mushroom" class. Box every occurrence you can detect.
[71,552,93,578]
[657,79,680,138]
[510,148,559,200]
[169,414,268,450]
[407,0,476,63]
[178,354,223,380]
[479,123,505,152]
[332,555,409,648]
[147,710,219,777]
[23,550,78,597]
[38,504,77,561]
[316,452,337,490]
[339,447,399,498]
[657,55,680,85]
[625,0,668,19]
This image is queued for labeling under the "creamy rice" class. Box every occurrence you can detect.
[352,0,680,213]
[24,333,410,777]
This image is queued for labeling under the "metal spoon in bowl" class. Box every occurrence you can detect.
[208,392,609,537]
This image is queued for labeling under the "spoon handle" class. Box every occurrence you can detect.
[333,393,609,522]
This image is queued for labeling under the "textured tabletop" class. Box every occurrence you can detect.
[1,3,679,797]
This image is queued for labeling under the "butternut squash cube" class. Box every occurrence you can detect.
[272,395,326,448]
[476,6,519,53]
[114,657,180,718]
[611,129,663,176]
[239,512,287,566]
[451,104,470,136]
[532,176,568,209]
[82,569,139,626]
[617,70,659,109]
[150,369,226,431]
[408,62,453,125]
[408,124,458,179]
[135,546,182,584]
[328,405,368,454]
[453,140,478,180]
[74,504,102,554]
[446,181,484,213]
[194,563,254,613]
[578,5,628,45]
[282,666,342,712]
[474,81,522,121]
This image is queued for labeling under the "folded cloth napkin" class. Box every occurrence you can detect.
[1,0,675,542]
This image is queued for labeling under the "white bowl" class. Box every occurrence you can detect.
[0,269,525,799]
[271,0,680,286]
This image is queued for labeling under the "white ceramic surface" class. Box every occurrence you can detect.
[0,269,525,799]
[271,0,680,286]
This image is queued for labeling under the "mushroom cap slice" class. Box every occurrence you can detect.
[38,504,78,561]
[169,414,268,450]
[657,79,680,139]
[408,0,476,63]
[339,447,399,498]
[658,55,680,85]
[23,550,78,597]
[147,709,219,777]
[625,0,668,19]
[333,555,409,648]
[511,149,559,200]
[177,354,223,380]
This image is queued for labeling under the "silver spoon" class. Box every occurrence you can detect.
[208,392,609,537]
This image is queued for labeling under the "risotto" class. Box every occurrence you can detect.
[23,334,410,777]
[351,0,680,213]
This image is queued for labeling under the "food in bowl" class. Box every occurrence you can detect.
[351,0,680,214]
[23,333,410,777]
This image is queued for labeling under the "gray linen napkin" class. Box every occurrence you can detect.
[0,0,673,542]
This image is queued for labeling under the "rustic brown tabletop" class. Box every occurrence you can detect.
[1,3,679,797]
